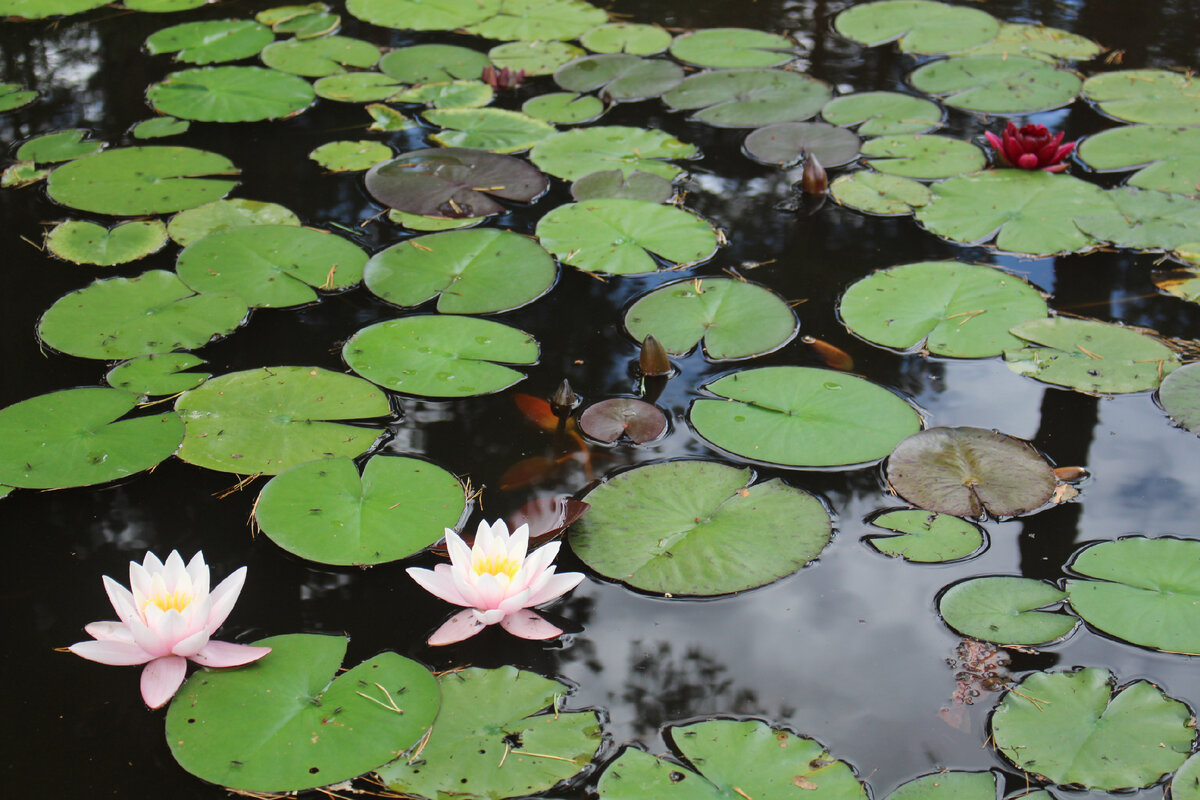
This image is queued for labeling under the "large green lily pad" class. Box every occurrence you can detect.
[366,148,549,218]
[378,44,488,83]
[313,71,404,102]
[668,28,796,68]
[910,55,1081,114]
[309,140,392,172]
[580,22,671,55]
[166,634,439,793]
[570,460,832,595]
[864,509,985,563]
[16,129,103,163]
[464,0,608,41]
[1173,753,1200,800]
[45,219,169,266]
[175,367,390,474]
[957,22,1101,62]
[531,126,697,180]
[830,171,932,215]
[345,0,500,30]
[0,388,184,489]
[394,80,493,109]
[167,197,300,246]
[839,261,1048,357]
[489,40,584,75]
[1082,69,1200,124]
[1077,124,1200,196]
[260,35,380,77]
[1075,187,1200,250]
[1159,361,1200,434]
[1064,536,1200,655]
[938,576,1077,644]
[821,91,942,135]
[145,20,274,64]
[523,92,605,125]
[663,69,832,128]
[834,0,999,54]
[377,667,601,800]
[106,353,210,397]
[570,169,672,202]
[0,0,107,19]
[554,54,683,102]
[425,108,555,153]
[742,122,861,168]
[690,366,922,468]
[148,66,315,122]
[860,134,985,179]
[991,668,1195,790]
[885,771,999,800]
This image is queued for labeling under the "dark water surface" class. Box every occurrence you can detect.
[3,0,1200,797]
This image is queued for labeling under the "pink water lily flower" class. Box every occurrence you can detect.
[68,551,271,709]
[407,520,585,646]
[985,121,1076,172]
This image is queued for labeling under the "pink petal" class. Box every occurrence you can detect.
[172,629,211,657]
[69,639,155,666]
[445,530,474,572]
[1004,140,1026,167]
[984,130,1003,152]
[128,613,171,658]
[206,566,246,631]
[497,587,534,614]
[1054,142,1075,161]
[1017,152,1039,169]
[525,571,585,607]
[190,640,271,668]
[162,551,188,592]
[185,551,210,596]
[1044,163,1069,173]
[471,572,508,610]
[507,523,530,563]
[84,621,134,643]
[151,608,190,652]
[428,610,489,646]
[141,656,188,709]
[102,576,140,629]
[407,565,471,606]
[499,609,563,640]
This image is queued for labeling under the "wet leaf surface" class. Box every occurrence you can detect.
[938,575,1077,644]
[365,147,549,218]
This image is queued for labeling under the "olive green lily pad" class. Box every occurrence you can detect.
[0,388,184,489]
[366,103,416,132]
[597,719,867,799]
[365,148,549,218]
[488,40,585,76]
[535,198,718,275]
[523,92,605,124]
[1077,124,1200,196]
[365,229,556,314]
[571,169,672,202]
[571,460,832,595]
[839,261,1048,357]
[313,72,404,102]
[821,91,942,135]
[126,0,212,10]
[860,134,985,179]
[387,209,482,231]
[625,277,796,359]
[1064,536,1200,655]
[343,315,538,398]
[106,353,210,396]
[1083,69,1200,124]
[148,66,315,122]
[465,0,608,41]
[957,22,1102,62]
[176,225,367,308]
[166,634,440,793]
[45,219,169,266]
[379,44,488,83]
[915,170,1114,255]
[669,27,796,68]
[2,161,48,187]
[377,667,601,800]
[1172,752,1200,800]
[345,0,500,30]
[145,20,274,65]
[742,122,861,168]
[1075,187,1200,250]
[580,22,671,55]
[274,10,339,38]
[255,455,467,565]
[0,0,107,19]
[531,125,697,180]
[663,69,832,128]
[395,80,493,109]
[938,576,1077,644]
[175,366,390,474]
[425,108,555,153]
[16,129,103,163]
[260,35,380,76]
[690,366,922,468]
[991,668,1195,790]
[38,270,247,359]
[132,116,190,139]
[167,198,300,246]
[1159,361,1200,434]
[910,55,1082,114]
[1004,316,1180,393]
[0,82,36,111]
[884,771,999,800]
[255,3,329,26]
[830,171,932,215]
[886,426,1057,518]
[47,146,239,216]
[834,0,1000,54]
[555,54,683,102]
[864,509,985,563]
[309,139,391,171]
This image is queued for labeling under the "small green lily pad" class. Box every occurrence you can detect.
[167,198,300,246]
[106,353,210,396]
[425,107,555,153]
[523,92,605,124]
[309,140,392,171]
[345,0,500,30]
[864,509,985,562]
[1077,124,1200,196]
[488,40,585,75]
[531,125,697,180]
[255,4,333,27]
[465,0,607,41]
[910,55,1082,114]
[16,129,103,163]
[1083,69,1200,124]
[2,161,48,187]
[145,20,274,64]
[132,116,190,139]
[669,28,796,68]
[260,35,380,76]
[555,54,683,102]
[0,82,36,111]
[834,0,1000,54]
[938,576,1077,644]
[821,91,942,135]
[0,0,107,20]
[365,103,415,132]
[580,22,671,55]
[148,66,315,122]
[274,10,339,38]
[313,71,404,102]
[860,134,985,179]
[386,210,482,231]
[1159,361,1200,434]
[1172,752,1200,800]
[127,0,212,9]
[378,44,488,83]
[884,771,999,800]
[742,122,861,167]
[830,171,932,215]
[663,69,832,128]
[45,219,168,266]
[394,80,493,109]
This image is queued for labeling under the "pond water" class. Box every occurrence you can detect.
[3,0,1200,798]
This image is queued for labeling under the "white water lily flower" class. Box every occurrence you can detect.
[68,551,271,709]
[407,519,585,645]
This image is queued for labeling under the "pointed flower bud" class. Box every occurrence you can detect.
[639,334,671,377]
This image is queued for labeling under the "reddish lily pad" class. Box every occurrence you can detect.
[579,398,667,443]
[364,148,549,219]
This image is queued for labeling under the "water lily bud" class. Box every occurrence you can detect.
[801,153,827,195]
[550,379,579,418]
[639,334,671,377]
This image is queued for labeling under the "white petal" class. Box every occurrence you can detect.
[84,621,134,643]
[140,551,165,574]
[172,629,210,657]
[206,566,246,632]
[153,609,190,651]
[162,551,187,590]
[476,608,506,625]
[69,639,155,666]
[128,561,153,604]
[140,656,188,709]
[190,641,271,668]
[128,614,170,658]
[407,566,471,607]
[507,523,530,563]
[471,572,508,610]
[497,587,534,614]
[500,609,563,640]
[102,576,139,628]
[525,571,586,607]
[444,530,474,572]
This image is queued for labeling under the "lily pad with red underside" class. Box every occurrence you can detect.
[365,148,549,219]
[579,398,667,443]
[742,122,861,168]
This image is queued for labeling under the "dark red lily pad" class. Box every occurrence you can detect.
[508,495,590,548]
[364,147,549,219]
[579,397,667,443]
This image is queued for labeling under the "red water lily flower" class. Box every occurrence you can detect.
[481,65,526,90]
[985,121,1075,173]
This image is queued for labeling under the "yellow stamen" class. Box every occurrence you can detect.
[144,590,193,613]
[472,555,521,579]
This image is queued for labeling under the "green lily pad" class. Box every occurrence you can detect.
[377,667,601,800]
[38,270,248,360]
[345,0,500,30]
[571,460,831,595]
[0,388,184,489]
[255,455,466,565]
[16,129,103,163]
[148,66,315,122]
[555,54,683,102]
[106,353,210,396]
[1075,187,1200,250]
[45,219,169,266]
[834,0,1000,54]
[571,169,672,202]
[386,209,482,231]
[938,576,1077,644]
[365,148,549,219]
[1077,124,1200,196]
[465,0,608,41]
[1083,69,1200,124]
[175,366,389,475]
[379,44,488,83]
[1153,265,1200,305]
[425,108,555,153]
[260,35,379,76]
[624,277,796,359]
[395,80,493,109]
[132,116,190,139]
[669,27,796,68]
[597,719,867,799]
[309,140,392,171]
[343,315,538,398]
[523,92,605,125]
[991,668,1195,790]
[166,634,439,793]
[839,261,1048,357]
[887,426,1057,518]
[1172,752,1200,800]
[884,771,998,800]
[274,10,339,38]
[1004,316,1180,393]
[830,171,932,215]
[957,22,1102,62]
[2,161,48,187]
[0,0,107,19]
[167,198,300,246]
[1064,536,1200,655]
[145,20,274,65]
[366,103,416,132]
[364,229,556,314]
[126,0,212,10]
[821,91,942,135]
[864,509,985,563]
[531,125,697,180]
[580,22,671,55]
[47,146,239,216]
[742,122,861,168]
[488,40,585,76]
[0,82,36,111]
[689,366,922,468]
[1159,361,1200,434]
[535,198,718,275]
[255,4,330,26]
[910,55,1082,114]
[860,134,985,179]
[313,72,404,102]
[663,69,832,128]
[915,170,1113,255]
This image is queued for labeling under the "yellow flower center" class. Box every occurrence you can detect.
[144,590,193,614]
[472,555,521,580]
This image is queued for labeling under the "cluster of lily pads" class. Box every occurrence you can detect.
[3,0,1200,797]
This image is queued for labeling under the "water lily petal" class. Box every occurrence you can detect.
[525,570,585,607]
[190,640,272,668]
[471,572,508,610]
[69,639,155,665]
[172,628,211,657]
[407,565,471,606]
[141,550,166,574]
[185,551,210,597]
[128,613,171,657]
[507,523,531,564]
[445,530,474,572]
[497,586,534,614]
[128,560,153,604]
[206,566,247,631]
[476,607,506,625]
[475,518,502,555]
[84,620,134,643]
[428,610,488,646]
[102,575,140,628]
[153,608,191,652]
[500,609,563,640]
[140,655,188,709]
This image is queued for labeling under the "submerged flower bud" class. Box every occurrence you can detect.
[639,334,671,377]
[550,379,579,418]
